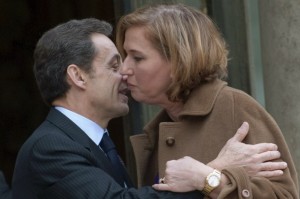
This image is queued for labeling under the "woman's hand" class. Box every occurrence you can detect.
[152,156,212,192]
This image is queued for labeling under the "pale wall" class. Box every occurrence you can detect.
[259,0,300,189]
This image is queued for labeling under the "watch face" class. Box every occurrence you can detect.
[208,175,220,187]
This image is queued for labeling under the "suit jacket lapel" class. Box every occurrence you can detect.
[45,108,120,182]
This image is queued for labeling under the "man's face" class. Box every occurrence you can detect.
[85,33,129,119]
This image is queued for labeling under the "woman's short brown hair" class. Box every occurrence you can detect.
[116,4,228,102]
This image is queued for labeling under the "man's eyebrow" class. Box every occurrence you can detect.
[108,54,121,65]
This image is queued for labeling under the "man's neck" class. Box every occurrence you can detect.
[52,99,109,128]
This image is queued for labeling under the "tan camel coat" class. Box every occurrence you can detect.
[130,79,299,199]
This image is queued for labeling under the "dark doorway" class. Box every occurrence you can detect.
[0,0,126,184]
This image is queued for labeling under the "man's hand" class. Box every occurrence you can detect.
[208,122,287,177]
[152,122,287,195]
[152,122,287,196]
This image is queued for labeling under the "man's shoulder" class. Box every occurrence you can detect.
[16,119,69,160]
[26,119,64,144]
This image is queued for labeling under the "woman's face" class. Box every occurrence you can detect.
[120,26,172,105]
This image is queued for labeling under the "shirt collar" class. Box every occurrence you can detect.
[55,106,105,145]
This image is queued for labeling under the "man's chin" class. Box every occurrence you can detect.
[119,93,128,104]
[118,105,129,116]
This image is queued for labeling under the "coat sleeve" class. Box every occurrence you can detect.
[29,133,203,199]
[218,89,299,199]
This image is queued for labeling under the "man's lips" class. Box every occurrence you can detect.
[118,87,129,95]
[126,83,135,90]
[118,87,129,103]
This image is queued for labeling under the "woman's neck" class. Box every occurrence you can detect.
[162,101,184,122]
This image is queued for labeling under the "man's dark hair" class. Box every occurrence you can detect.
[33,18,112,105]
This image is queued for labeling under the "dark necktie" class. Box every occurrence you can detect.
[100,132,133,188]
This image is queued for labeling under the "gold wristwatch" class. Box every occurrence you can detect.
[202,169,221,196]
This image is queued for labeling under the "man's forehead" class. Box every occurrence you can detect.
[91,33,115,49]
[91,34,120,62]
[94,47,120,64]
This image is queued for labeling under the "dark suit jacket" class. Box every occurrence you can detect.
[12,108,203,199]
[0,171,11,199]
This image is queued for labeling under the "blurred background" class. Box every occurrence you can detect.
[0,0,299,190]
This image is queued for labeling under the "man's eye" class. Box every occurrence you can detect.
[133,57,143,62]
[112,64,119,71]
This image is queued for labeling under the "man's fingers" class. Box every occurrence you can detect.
[152,184,171,191]
[246,161,287,178]
[231,122,249,142]
[259,161,287,171]
[253,150,281,163]
[254,143,278,153]
[255,170,284,178]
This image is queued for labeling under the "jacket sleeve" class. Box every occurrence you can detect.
[218,90,299,199]
[30,133,203,199]
[37,167,203,199]
[0,171,11,199]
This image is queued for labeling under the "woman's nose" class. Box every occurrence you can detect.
[120,58,133,75]
[121,74,128,81]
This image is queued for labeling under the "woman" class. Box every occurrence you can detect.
[116,4,299,199]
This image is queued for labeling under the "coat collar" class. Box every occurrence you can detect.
[142,79,227,147]
[179,79,227,118]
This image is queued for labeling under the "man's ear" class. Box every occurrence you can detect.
[66,64,87,88]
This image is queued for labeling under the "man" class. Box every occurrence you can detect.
[11,18,284,199]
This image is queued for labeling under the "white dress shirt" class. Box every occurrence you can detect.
[55,106,105,146]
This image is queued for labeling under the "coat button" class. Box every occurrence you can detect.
[166,137,175,146]
[241,189,250,198]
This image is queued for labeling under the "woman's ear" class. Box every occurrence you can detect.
[66,64,87,88]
